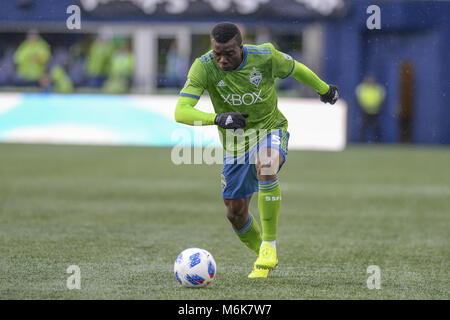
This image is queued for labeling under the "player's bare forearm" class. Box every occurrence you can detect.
[174,96,216,126]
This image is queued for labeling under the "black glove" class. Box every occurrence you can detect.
[214,112,249,129]
[319,85,339,105]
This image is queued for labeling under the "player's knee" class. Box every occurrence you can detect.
[224,199,248,223]
[224,198,247,215]
[226,211,243,227]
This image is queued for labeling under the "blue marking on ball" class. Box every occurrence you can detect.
[185,274,205,286]
[208,261,215,278]
[189,252,201,268]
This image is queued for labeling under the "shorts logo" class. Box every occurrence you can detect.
[250,67,262,87]
[220,174,227,189]
[271,135,281,145]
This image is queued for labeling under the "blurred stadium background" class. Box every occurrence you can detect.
[0,0,449,300]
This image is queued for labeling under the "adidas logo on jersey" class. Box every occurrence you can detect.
[217,80,227,87]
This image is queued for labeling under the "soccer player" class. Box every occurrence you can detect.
[174,22,338,278]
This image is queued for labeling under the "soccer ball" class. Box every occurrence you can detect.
[174,248,216,288]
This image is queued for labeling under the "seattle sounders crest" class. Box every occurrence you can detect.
[250,67,262,87]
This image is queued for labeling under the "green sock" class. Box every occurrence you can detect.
[258,178,281,241]
[234,215,262,255]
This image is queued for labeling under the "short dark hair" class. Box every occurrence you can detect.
[211,22,242,45]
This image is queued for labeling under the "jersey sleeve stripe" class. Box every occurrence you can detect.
[199,55,214,63]
[281,57,295,79]
[247,48,271,51]
[200,57,214,64]
[246,46,271,51]
[199,52,214,63]
[247,49,271,54]
[180,93,201,99]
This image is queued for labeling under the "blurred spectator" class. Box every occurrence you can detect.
[102,41,134,94]
[51,65,74,93]
[355,76,386,143]
[40,65,74,94]
[85,35,114,88]
[39,73,52,93]
[13,30,51,86]
[68,38,91,87]
[162,41,189,88]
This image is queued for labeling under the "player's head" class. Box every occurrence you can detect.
[211,22,243,71]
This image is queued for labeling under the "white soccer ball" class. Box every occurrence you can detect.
[174,248,216,288]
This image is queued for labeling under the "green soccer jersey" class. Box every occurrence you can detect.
[180,43,295,154]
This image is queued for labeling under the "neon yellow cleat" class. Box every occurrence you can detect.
[254,243,278,270]
[248,266,269,278]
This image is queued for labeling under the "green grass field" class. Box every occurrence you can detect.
[0,143,449,299]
